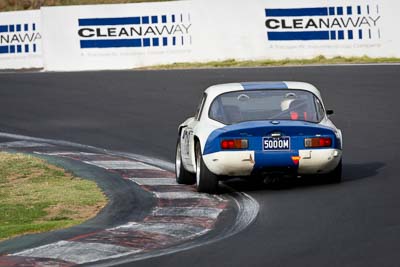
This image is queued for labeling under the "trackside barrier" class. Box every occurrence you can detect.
[0,10,42,69]
[0,0,399,70]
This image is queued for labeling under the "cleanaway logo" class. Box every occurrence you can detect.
[265,5,381,41]
[78,14,192,49]
[0,23,41,54]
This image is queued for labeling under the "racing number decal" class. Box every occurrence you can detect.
[181,129,187,156]
[181,129,191,156]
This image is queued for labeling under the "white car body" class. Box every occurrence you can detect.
[176,82,343,193]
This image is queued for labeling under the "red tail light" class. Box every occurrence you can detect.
[291,156,301,165]
[221,139,248,149]
[304,137,332,148]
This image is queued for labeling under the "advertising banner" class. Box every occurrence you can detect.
[41,1,193,71]
[1,0,398,70]
[0,10,43,69]
[258,0,397,59]
[191,0,399,61]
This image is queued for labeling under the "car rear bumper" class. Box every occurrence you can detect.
[203,151,255,176]
[203,148,342,176]
[298,148,342,174]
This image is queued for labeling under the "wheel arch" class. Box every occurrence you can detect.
[178,125,187,137]
[194,135,200,147]
[192,135,201,167]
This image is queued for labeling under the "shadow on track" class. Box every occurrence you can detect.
[343,162,385,182]
[222,162,385,193]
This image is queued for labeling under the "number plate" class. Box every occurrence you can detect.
[263,137,290,151]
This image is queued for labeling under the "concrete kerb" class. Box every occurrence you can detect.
[0,132,259,265]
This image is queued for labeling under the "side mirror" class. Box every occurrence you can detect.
[326,110,334,116]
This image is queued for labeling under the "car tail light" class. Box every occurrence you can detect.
[304,137,332,148]
[291,156,301,165]
[221,139,248,149]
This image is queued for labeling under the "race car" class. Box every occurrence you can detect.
[175,82,343,193]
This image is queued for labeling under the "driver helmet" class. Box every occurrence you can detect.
[281,92,296,111]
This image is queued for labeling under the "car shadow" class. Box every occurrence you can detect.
[220,162,385,193]
[342,162,385,182]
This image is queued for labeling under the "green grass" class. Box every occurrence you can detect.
[0,0,170,12]
[0,152,107,241]
[142,55,400,70]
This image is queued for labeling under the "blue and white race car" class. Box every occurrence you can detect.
[175,82,343,193]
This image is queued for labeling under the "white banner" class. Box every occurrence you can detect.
[191,0,399,61]
[41,1,194,71]
[1,0,399,70]
[0,10,43,69]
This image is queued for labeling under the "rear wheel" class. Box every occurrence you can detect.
[195,142,218,193]
[326,159,342,183]
[175,141,195,185]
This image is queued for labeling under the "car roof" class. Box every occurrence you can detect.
[204,81,322,100]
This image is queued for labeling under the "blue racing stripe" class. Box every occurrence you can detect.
[253,150,298,171]
[241,82,288,90]
[203,120,338,155]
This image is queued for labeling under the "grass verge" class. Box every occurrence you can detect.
[142,55,400,70]
[0,152,107,241]
[0,0,171,12]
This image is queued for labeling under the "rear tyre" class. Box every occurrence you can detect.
[175,141,196,185]
[195,142,218,193]
[326,159,342,183]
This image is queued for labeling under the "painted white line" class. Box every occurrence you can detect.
[129,178,177,186]
[212,193,227,202]
[227,190,260,235]
[153,207,223,219]
[84,160,161,170]
[113,222,207,238]
[34,151,99,156]
[154,191,211,199]
[0,141,51,148]
[0,132,175,171]
[13,240,140,264]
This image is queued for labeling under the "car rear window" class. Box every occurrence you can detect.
[209,89,324,124]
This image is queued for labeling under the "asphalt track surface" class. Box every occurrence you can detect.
[1,65,399,266]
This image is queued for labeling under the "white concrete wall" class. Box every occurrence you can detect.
[0,0,398,70]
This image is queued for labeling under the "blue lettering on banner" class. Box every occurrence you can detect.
[79,17,141,26]
[265,4,381,41]
[338,30,344,40]
[265,8,328,17]
[268,31,330,41]
[78,13,192,49]
[81,39,142,48]
[0,22,41,55]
